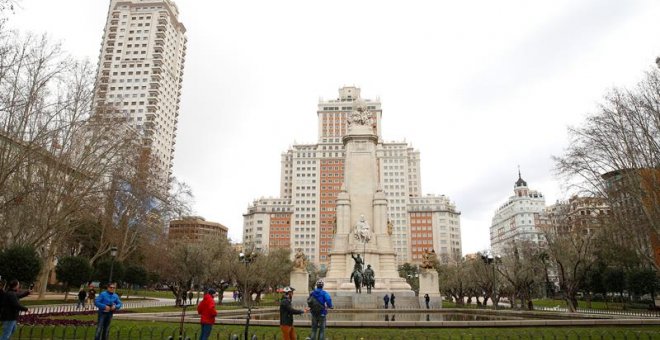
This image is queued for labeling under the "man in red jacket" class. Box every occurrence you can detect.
[197,288,218,340]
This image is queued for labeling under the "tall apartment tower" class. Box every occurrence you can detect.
[490,171,546,254]
[92,0,187,192]
[244,87,461,267]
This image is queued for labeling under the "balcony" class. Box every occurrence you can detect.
[155,39,164,46]
[152,52,162,60]
[149,89,160,97]
[145,111,156,119]
[151,74,161,81]
[152,65,162,74]
[149,82,160,90]
[108,33,116,39]
[153,59,163,67]
[154,46,163,53]
[156,31,165,39]
[109,27,117,32]
[158,17,167,25]
[103,61,111,68]
[105,47,114,53]
[157,24,166,31]
[111,19,119,25]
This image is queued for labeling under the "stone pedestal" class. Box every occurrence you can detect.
[418,269,442,309]
[290,270,309,295]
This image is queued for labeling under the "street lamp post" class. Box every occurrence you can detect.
[108,246,118,284]
[481,253,500,310]
[239,251,257,340]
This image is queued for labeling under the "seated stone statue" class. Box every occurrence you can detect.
[293,248,307,270]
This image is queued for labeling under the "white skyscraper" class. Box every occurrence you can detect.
[490,171,546,254]
[92,0,187,192]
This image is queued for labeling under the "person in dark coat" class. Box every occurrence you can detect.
[279,286,307,340]
[383,294,390,309]
[390,293,396,309]
[0,280,30,340]
[77,288,87,309]
[424,294,430,309]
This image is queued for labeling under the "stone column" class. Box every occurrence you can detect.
[418,269,442,309]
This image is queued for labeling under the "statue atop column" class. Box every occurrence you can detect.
[354,214,371,243]
[293,248,308,271]
[347,104,373,127]
[420,248,437,270]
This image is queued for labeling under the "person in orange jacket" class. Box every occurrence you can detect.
[196,288,218,340]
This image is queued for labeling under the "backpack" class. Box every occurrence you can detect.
[307,293,323,315]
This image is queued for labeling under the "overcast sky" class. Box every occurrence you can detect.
[11,0,660,255]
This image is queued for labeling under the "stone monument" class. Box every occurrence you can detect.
[418,249,442,308]
[323,103,413,306]
[290,248,309,296]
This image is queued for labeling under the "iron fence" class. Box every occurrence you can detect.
[9,325,660,340]
[534,306,660,318]
[27,300,175,315]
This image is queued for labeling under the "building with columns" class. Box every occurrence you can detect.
[92,0,187,193]
[243,87,461,267]
[490,172,546,254]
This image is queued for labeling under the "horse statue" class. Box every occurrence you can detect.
[362,264,375,294]
[350,269,363,294]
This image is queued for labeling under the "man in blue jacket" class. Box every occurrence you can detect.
[94,283,123,340]
[307,280,333,340]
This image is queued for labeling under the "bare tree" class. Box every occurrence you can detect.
[554,68,660,269]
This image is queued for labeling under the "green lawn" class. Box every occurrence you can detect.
[14,322,660,340]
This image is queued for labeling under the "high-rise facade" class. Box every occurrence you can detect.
[490,172,546,254]
[92,0,187,192]
[243,87,461,267]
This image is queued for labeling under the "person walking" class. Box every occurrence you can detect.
[197,288,217,340]
[307,280,333,340]
[279,287,307,340]
[77,288,87,309]
[87,286,97,309]
[94,283,122,340]
[383,294,390,309]
[390,293,396,309]
[188,290,194,305]
[0,280,30,340]
[424,294,430,309]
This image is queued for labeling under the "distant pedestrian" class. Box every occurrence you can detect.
[383,294,390,309]
[390,293,396,309]
[94,283,122,340]
[307,280,333,340]
[77,288,87,309]
[87,286,97,309]
[279,287,307,340]
[424,294,430,309]
[188,290,194,305]
[0,279,31,340]
[197,289,218,340]
[233,290,238,302]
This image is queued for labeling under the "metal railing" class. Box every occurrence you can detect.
[27,300,175,315]
[9,325,660,340]
[534,305,660,318]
